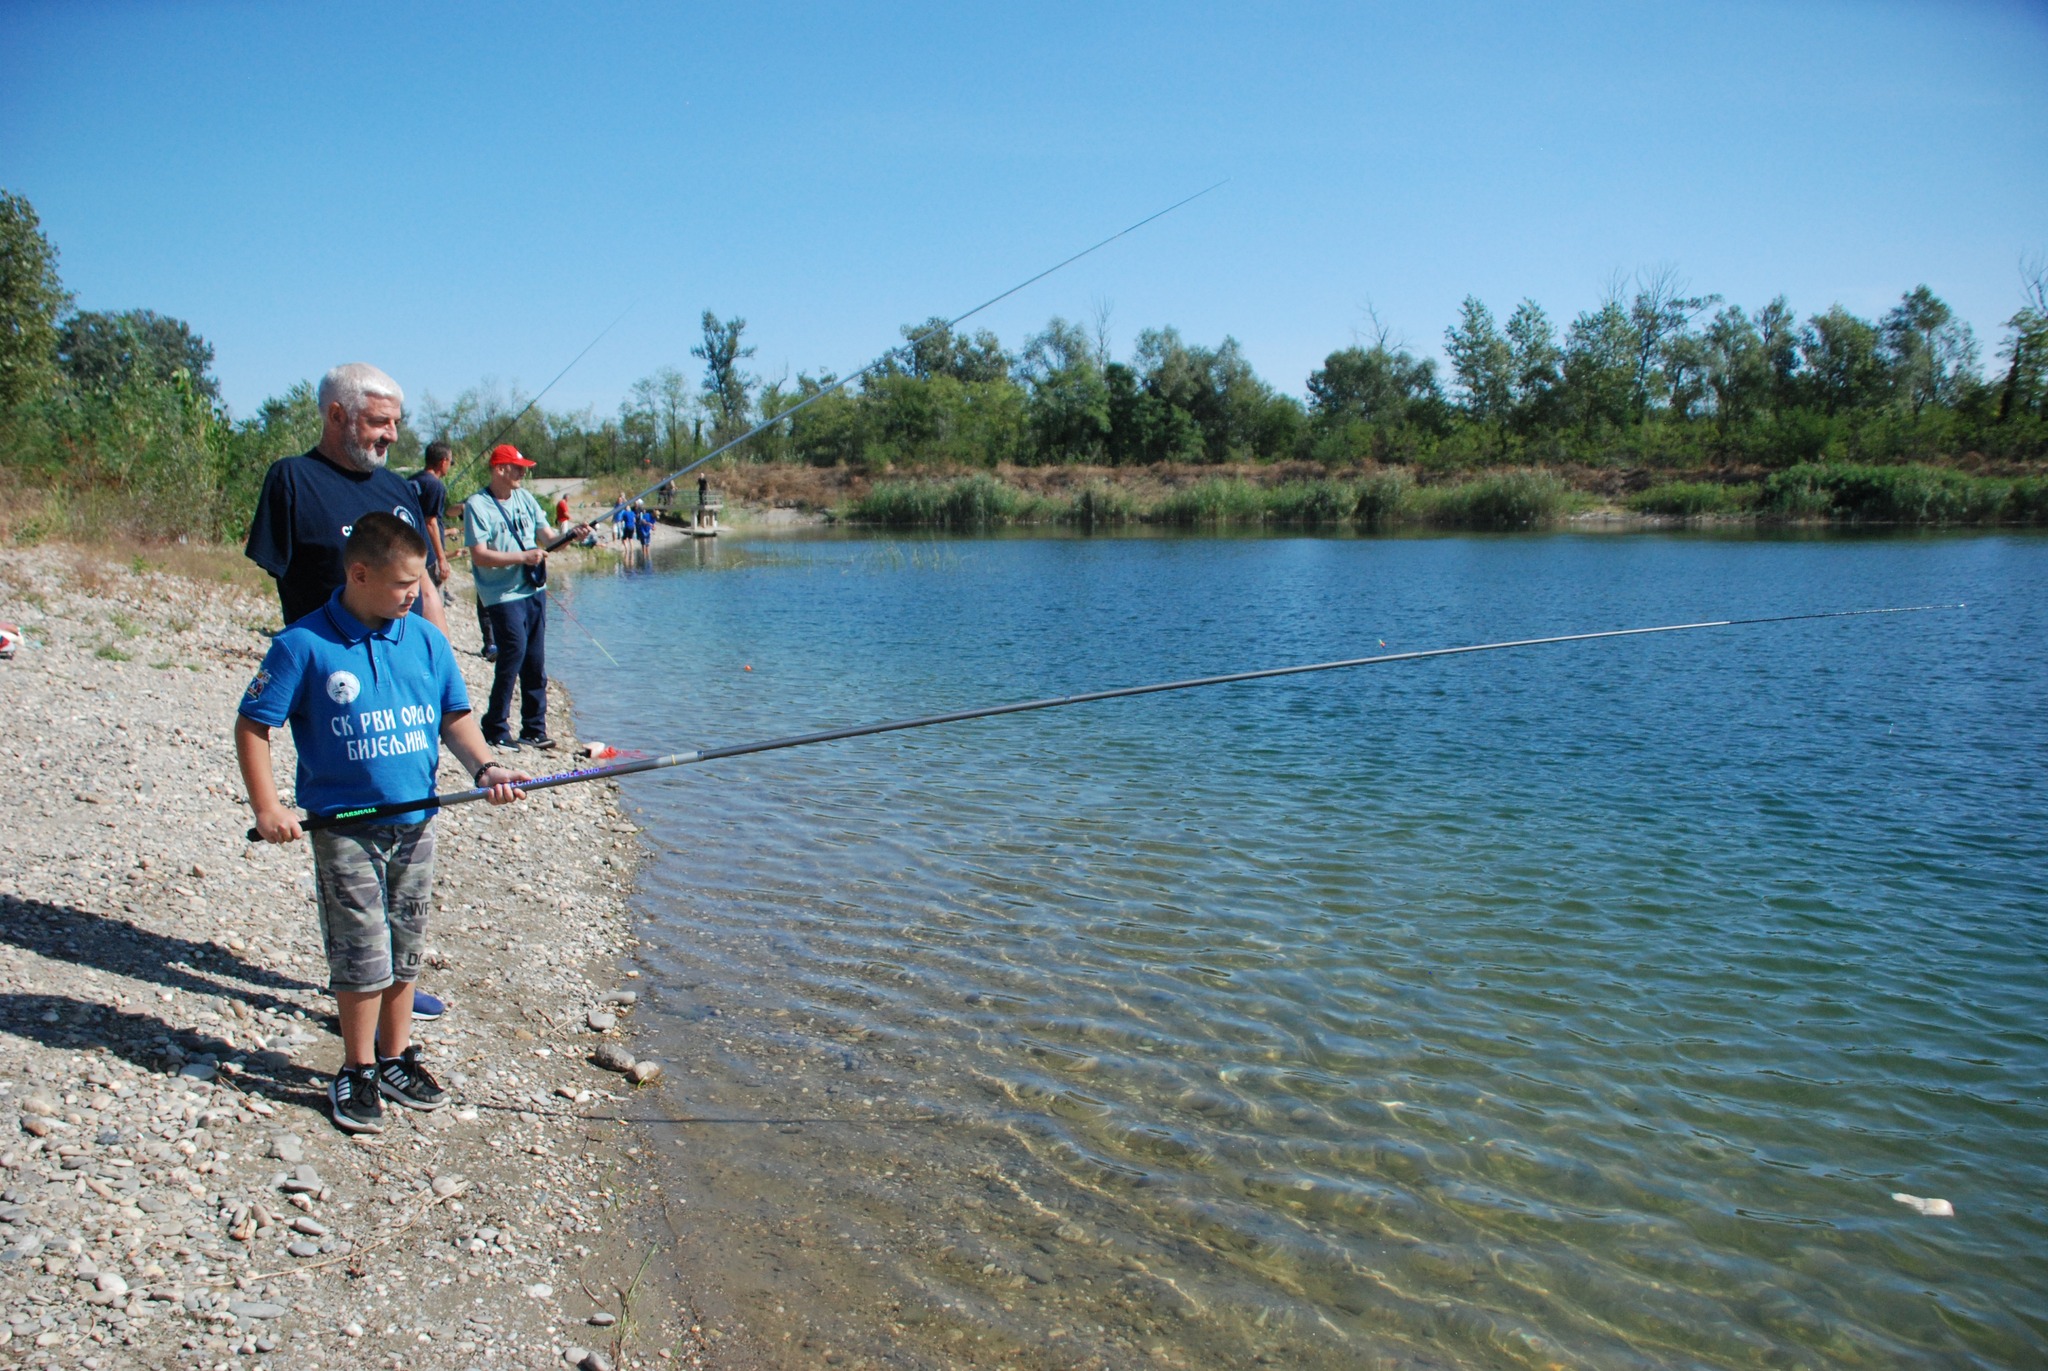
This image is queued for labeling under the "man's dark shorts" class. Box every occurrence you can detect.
[311,822,435,994]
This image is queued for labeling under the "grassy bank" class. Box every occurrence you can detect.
[834,463,2048,531]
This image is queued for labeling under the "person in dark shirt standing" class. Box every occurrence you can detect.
[408,441,493,658]
[407,442,454,587]
[244,361,453,1021]
[244,362,451,635]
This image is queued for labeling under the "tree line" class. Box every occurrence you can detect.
[3,186,2044,544]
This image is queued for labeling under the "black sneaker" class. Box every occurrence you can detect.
[486,735,521,751]
[329,1064,384,1134]
[520,734,560,752]
[377,1045,448,1111]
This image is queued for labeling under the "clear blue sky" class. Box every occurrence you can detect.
[4,1,2044,420]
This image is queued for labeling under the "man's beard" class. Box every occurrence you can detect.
[338,432,389,472]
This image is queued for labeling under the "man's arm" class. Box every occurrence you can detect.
[235,716,302,844]
[426,516,450,585]
[417,574,450,635]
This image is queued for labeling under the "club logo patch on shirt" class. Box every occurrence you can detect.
[326,670,362,705]
[393,505,417,526]
[244,669,270,701]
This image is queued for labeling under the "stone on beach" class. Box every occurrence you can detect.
[587,1009,617,1032]
[592,1043,636,1073]
[626,1059,662,1084]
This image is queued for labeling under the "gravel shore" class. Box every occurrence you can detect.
[0,548,722,1371]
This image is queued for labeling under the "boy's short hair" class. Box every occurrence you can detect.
[345,512,430,569]
[423,440,454,468]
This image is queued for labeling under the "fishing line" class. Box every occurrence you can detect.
[545,586,620,667]
[544,180,1231,551]
[444,300,639,498]
[249,603,1959,839]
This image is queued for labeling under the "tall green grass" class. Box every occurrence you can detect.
[1410,472,1576,529]
[833,463,2043,531]
[1628,481,1748,517]
[1758,463,2033,523]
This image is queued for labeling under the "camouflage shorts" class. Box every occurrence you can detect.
[310,821,436,994]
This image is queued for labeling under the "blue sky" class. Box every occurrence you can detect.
[4,1,2044,419]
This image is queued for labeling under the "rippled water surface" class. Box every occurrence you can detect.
[552,532,2047,1369]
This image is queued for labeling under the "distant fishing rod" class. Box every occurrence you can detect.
[543,180,1229,551]
[444,302,638,497]
[247,604,1957,840]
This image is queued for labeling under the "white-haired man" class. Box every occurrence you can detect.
[245,363,450,633]
[245,362,453,1021]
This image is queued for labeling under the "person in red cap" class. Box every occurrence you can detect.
[461,445,589,750]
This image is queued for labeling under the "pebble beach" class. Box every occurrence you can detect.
[0,547,730,1371]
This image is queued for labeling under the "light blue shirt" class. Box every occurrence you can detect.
[462,487,548,607]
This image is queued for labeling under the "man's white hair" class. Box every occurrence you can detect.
[318,362,404,416]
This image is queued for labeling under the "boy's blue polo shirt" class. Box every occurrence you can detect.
[239,589,470,825]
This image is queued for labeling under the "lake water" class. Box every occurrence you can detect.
[552,530,2047,1370]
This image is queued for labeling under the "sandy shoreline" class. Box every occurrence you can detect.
[0,547,733,1371]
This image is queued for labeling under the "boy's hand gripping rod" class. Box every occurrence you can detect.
[539,181,1229,553]
[248,605,1957,840]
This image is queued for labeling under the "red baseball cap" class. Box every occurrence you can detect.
[488,444,536,468]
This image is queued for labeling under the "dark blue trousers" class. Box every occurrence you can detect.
[481,593,548,742]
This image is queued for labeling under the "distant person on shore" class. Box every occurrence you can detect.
[554,491,571,526]
[612,498,634,556]
[244,363,450,635]
[236,513,532,1134]
[634,500,655,554]
[244,362,455,1024]
[463,445,589,750]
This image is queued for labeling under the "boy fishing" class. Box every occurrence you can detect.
[235,513,532,1133]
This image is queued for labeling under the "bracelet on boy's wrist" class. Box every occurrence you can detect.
[472,759,501,784]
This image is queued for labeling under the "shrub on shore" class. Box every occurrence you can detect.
[1629,481,1749,517]
[1757,463,2036,523]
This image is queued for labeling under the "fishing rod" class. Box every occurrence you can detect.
[247,604,1958,840]
[443,301,639,498]
[544,180,1229,552]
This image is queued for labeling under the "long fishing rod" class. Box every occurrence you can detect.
[248,604,1957,840]
[444,301,639,498]
[543,180,1229,552]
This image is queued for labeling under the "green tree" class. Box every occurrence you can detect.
[1561,297,1638,434]
[0,189,71,409]
[1443,297,1513,433]
[1881,285,1979,414]
[692,311,755,444]
[1799,306,1886,416]
[58,309,219,400]
[1703,305,1771,426]
[1019,317,1109,461]
[1132,327,1286,461]
[626,366,695,466]
[1627,268,1717,418]
[899,317,1009,383]
[1995,261,2048,423]
[1504,300,1562,434]
[1308,344,1447,430]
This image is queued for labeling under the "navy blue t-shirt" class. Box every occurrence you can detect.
[244,450,428,625]
[407,468,449,575]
